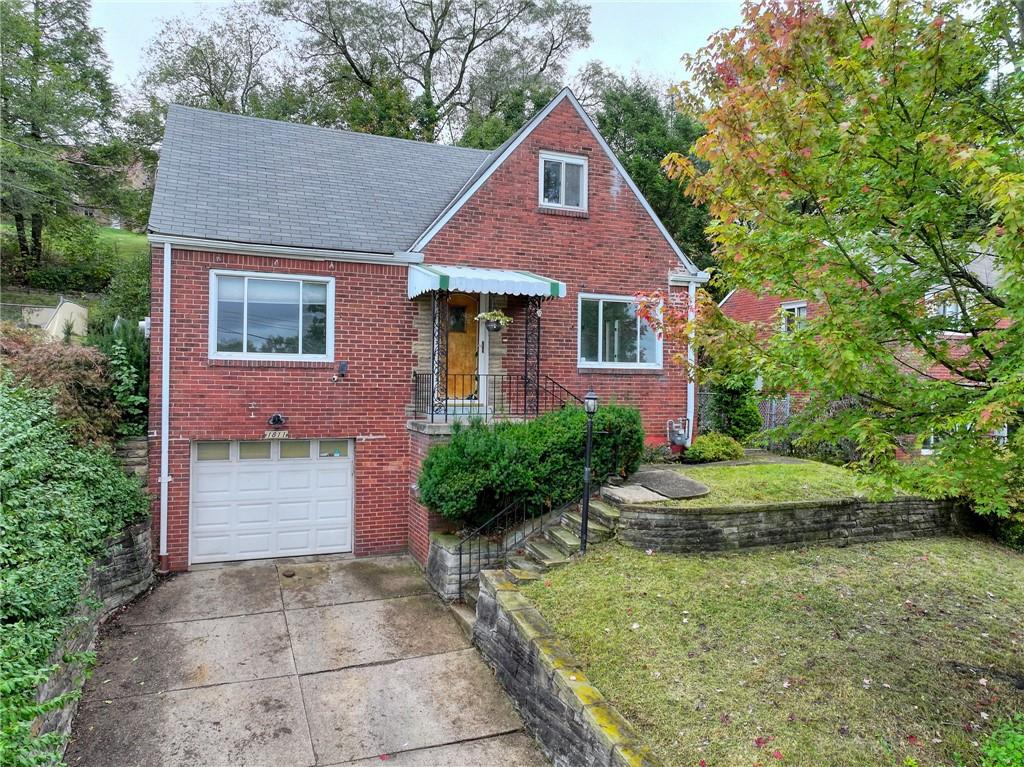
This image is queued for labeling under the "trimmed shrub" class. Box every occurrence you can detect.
[418,404,644,523]
[684,432,745,463]
[707,380,763,441]
[0,323,121,445]
[0,376,148,765]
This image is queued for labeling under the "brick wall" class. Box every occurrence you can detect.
[422,99,693,440]
[149,248,415,570]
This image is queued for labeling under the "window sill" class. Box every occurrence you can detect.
[577,366,665,376]
[537,206,588,219]
[207,358,336,369]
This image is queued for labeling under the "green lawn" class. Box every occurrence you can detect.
[666,460,882,508]
[524,539,1024,767]
[96,226,148,260]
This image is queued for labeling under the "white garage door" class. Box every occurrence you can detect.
[191,439,354,564]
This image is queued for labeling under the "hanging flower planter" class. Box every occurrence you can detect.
[476,310,513,333]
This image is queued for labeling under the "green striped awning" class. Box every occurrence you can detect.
[407,264,566,299]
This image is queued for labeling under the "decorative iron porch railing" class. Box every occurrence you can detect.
[454,497,576,601]
[412,372,581,423]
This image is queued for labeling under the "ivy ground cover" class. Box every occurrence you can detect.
[524,539,1024,767]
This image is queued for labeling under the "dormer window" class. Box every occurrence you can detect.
[781,301,808,333]
[539,151,587,211]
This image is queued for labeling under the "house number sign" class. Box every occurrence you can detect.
[264,430,289,439]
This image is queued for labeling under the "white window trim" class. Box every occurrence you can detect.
[208,269,335,362]
[780,301,808,333]
[577,292,663,370]
[538,151,588,212]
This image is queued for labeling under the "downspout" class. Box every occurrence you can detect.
[158,241,171,568]
[685,280,698,445]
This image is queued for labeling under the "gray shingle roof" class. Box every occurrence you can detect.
[148,105,493,254]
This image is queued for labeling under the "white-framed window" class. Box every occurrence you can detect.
[539,151,588,212]
[209,269,334,361]
[781,301,808,333]
[577,293,662,369]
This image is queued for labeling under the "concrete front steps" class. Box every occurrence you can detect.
[450,489,627,635]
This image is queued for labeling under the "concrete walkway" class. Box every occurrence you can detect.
[65,555,547,767]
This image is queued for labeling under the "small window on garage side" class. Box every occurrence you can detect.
[239,441,272,459]
[210,271,334,361]
[280,440,310,459]
[196,441,231,460]
[318,440,349,458]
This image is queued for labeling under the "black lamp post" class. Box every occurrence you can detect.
[580,388,598,554]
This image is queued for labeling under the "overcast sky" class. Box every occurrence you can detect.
[90,0,744,90]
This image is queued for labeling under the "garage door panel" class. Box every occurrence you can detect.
[193,503,232,528]
[191,440,354,564]
[278,501,313,523]
[316,528,351,551]
[276,529,314,553]
[236,532,274,557]
[192,535,233,560]
[317,468,351,491]
[278,469,314,491]
[193,471,234,494]
[237,471,274,493]
[236,503,273,525]
[315,500,350,521]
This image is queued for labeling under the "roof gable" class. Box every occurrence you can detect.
[410,88,706,279]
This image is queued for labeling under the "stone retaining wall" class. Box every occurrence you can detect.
[114,436,148,485]
[426,533,505,600]
[474,570,661,767]
[33,523,154,744]
[617,497,963,554]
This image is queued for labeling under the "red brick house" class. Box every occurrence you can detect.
[146,89,709,571]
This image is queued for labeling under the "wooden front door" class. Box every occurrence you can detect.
[447,293,479,399]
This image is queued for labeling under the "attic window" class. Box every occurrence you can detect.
[539,151,587,212]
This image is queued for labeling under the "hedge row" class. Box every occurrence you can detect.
[418,404,645,524]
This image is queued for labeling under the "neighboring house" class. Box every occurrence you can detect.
[1,297,88,338]
[717,256,1007,447]
[146,89,709,572]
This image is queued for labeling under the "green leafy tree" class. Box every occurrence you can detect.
[0,0,116,270]
[266,0,591,141]
[659,1,1023,517]
[595,77,713,270]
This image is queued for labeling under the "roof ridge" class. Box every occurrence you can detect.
[166,103,492,156]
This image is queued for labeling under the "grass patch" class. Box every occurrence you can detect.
[524,539,1024,767]
[96,226,148,260]
[667,460,878,508]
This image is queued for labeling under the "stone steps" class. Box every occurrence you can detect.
[561,510,613,542]
[450,602,476,639]
[587,499,621,528]
[524,539,571,568]
[545,525,581,557]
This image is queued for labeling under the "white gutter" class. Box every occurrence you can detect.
[686,280,698,445]
[147,234,423,265]
[159,241,171,563]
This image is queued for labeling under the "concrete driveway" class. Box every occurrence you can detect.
[66,555,547,767]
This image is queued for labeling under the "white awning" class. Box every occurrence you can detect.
[407,264,567,300]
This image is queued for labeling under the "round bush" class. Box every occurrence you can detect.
[684,432,745,463]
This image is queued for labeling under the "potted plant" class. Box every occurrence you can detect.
[476,310,513,332]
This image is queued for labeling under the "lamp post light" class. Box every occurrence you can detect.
[580,388,598,555]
